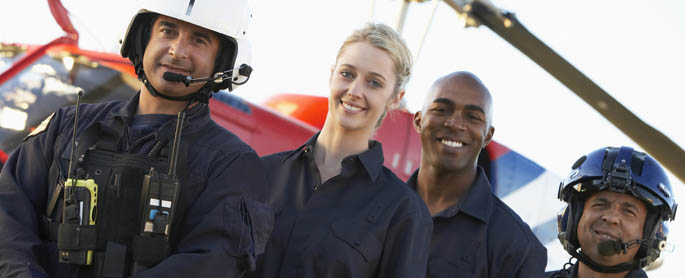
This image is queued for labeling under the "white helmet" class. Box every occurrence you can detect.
[120,0,253,97]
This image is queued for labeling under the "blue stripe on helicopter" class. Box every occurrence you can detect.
[491,150,546,199]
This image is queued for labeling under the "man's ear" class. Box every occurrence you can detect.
[413,110,422,134]
[483,125,495,148]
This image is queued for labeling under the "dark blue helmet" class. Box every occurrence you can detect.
[557,146,678,272]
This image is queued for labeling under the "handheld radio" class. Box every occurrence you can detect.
[59,91,99,265]
[132,111,185,272]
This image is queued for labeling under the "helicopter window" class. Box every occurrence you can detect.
[0,44,27,73]
[0,50,137,153]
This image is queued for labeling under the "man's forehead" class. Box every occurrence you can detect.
[429,77,490,106]
[154,15,217,38]
[590,191,646,208]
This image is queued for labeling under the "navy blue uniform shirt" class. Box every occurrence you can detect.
[252,133,433,278]
[407,167,548,278]
[0,93,274,278]
[545,263,647,278]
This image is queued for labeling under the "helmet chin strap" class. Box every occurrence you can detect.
[572,249,639,274]
[141,72,212,104]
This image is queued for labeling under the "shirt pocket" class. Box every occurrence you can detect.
[223,196,274,271]
[223,196,252,257]
[330,220,383,263]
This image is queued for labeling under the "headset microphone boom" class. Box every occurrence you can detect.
[162,64,253,87]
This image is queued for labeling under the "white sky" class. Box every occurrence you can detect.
[2,0,684,275]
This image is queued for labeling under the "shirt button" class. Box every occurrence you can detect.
[313,185,319,191]
[354,240,361,247]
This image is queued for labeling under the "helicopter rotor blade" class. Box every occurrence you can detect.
[443,0,685,183]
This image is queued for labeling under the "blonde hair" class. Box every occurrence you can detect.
[335,23,413,95]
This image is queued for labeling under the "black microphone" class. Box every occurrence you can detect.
[598,239,623,256]
[597,239,642,256]
[163,71,217,86]
[163,72,191,87]
[163,66,251,88]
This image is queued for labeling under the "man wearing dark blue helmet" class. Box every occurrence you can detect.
[547,146,678,278]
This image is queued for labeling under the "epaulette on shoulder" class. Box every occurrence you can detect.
[24,112,55,141]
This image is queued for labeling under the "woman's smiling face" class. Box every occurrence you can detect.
[328,42,400,133]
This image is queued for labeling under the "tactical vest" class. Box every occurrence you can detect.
[41,117,197,278]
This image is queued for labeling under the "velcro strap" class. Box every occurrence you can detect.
[57,223,97,250]
[63,204,80,222]
[131,235,170,266]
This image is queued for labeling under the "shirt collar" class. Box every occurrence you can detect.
[283,131,320,161]
[109,91,140,122]
[357,140,383,182]
[105,91,211,136]
[567,263,646,278]
[626,269,647,278]
[284,131,384,182]
[407,166,492,223]
[461,167,493,223]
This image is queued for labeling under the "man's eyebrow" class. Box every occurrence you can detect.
[464,104,485,114]
[159,21,178,29]
[621,201,641,212]
[158,21,213,43]
[592,197,609,204]
[191,30,213,43]
[433,98,455,106]
[431,99,486,115]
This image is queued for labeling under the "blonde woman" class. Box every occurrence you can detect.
[252,23,432,277]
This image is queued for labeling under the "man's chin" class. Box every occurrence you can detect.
[152,84,198,97]
[585,249,633,267]
[433,159,468,173]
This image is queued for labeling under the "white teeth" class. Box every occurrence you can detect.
[596,231,616,240]
[441,139,463,148]
[342,102,362,112]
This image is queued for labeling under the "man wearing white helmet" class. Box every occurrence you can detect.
[0,0,273,277]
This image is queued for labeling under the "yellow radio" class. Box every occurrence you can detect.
[59,178,98,265]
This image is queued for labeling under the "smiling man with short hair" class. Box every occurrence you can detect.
[409,71,547,277]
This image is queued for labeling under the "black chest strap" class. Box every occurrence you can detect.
[45,122,116,219]
[43,115,205,276]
